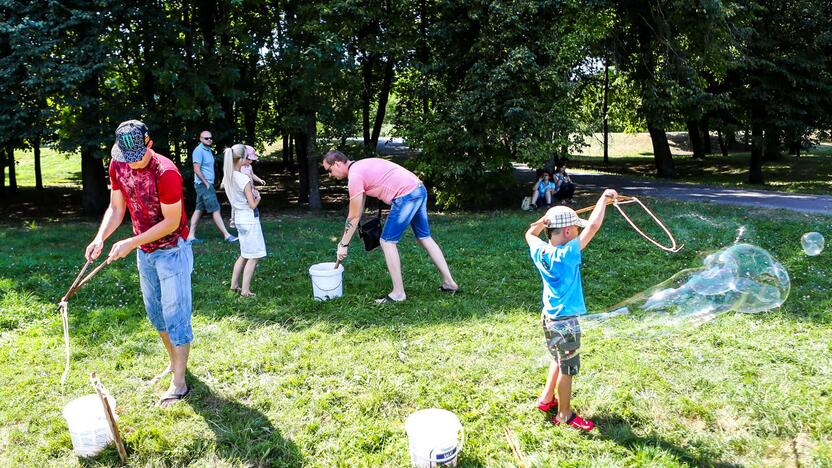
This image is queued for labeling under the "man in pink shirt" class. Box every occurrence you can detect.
[323,150,459,303]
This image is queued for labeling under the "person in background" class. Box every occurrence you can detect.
[552,162,576,206]
[531,170,556,209]
[187,130,237,243]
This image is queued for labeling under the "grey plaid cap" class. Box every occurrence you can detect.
[544,205,588,229]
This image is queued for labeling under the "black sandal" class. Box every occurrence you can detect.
[375,295,404,304]
[438,285,460,294]
[158,385,190,406]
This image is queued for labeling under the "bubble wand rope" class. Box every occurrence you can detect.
[575,195,683,253]
[58,259,110,388]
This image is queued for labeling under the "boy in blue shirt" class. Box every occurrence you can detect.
[525,189,617,431]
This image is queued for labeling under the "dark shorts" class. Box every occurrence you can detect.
[542,314,581,375]
[195,184,221,213]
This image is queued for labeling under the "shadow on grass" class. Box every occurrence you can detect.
[183,372,303,466]
[594,414,741,467]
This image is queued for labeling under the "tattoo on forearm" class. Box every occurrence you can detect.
[343,218,355,238]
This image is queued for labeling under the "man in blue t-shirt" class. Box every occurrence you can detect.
[525,189,617,431]
[187,130,237,243]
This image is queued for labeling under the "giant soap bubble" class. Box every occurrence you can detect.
[801,232,825,256]
[584,244,790,337]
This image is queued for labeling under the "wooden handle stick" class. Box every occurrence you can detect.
[90,372,128,464]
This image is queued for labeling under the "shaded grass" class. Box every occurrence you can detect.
[1,201,831,466]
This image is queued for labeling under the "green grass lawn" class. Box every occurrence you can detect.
[1,201,831,466]
[5,147,82,188]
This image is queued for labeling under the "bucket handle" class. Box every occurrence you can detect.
[310,276,343,292]
[427,427,465,465]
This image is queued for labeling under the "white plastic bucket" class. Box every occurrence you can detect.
[405,409,464,467]
[62,394,116,458]
[308,262,344,300]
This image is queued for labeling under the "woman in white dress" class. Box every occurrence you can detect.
[221,144,266,297]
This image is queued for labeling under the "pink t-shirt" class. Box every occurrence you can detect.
[347,158,421,204]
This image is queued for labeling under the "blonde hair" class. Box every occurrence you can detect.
[221,144,247,192]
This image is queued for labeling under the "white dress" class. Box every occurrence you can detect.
[227,171,266,259]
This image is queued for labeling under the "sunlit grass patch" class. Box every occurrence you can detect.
[1,204,831,465]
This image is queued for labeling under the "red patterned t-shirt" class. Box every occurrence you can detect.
[109,150,189,253]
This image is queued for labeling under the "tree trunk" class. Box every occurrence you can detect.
[6,146,16,193]
[748,105,764,184]
[295,131,308,204]
[288,134,295,171]
[726,131,737,151]
[81,147,108,215]
[717,130,729,158]
[306,114,321,211]
[687,120,705,159]
[418,0,429,115]
[701,116,712,154]
[282,133,290,165]
[763,127,781,161]
[602,56,609,164]
[243,103,256,145]
[370,58,395,150]
[361,55,373,153]
[648,126,675,177]
[173,131,181,165]
[34,137,43,190]
[0,146,5,194]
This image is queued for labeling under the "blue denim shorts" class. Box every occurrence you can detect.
[137,237,194,346]
[381,184,431,243]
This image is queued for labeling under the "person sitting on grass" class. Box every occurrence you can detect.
[530,170,556,209]
[552,163,576,206]
[525,189,618,431]
[221,144,266,297]
[85,120,194,407]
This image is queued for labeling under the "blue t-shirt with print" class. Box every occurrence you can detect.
[537,180,555,196]
[529,237,586,318]
[192,144,215,186]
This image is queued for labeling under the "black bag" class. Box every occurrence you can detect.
[358,204,383,251]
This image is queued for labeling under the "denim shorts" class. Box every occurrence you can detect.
[137,237,194,346]
[381,184,431,243]
[542,314,581,375]
[195,184,221,213]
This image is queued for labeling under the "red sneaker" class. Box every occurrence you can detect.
[536,399,558,413]
[553,413,595,431]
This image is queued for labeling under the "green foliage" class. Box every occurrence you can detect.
[398,0,603,207]
[1,204,831,465]
[2,0,832,205]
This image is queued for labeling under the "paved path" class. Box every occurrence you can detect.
[510,163,832,215]
[571,173,832,215]
[367,141,831,216]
